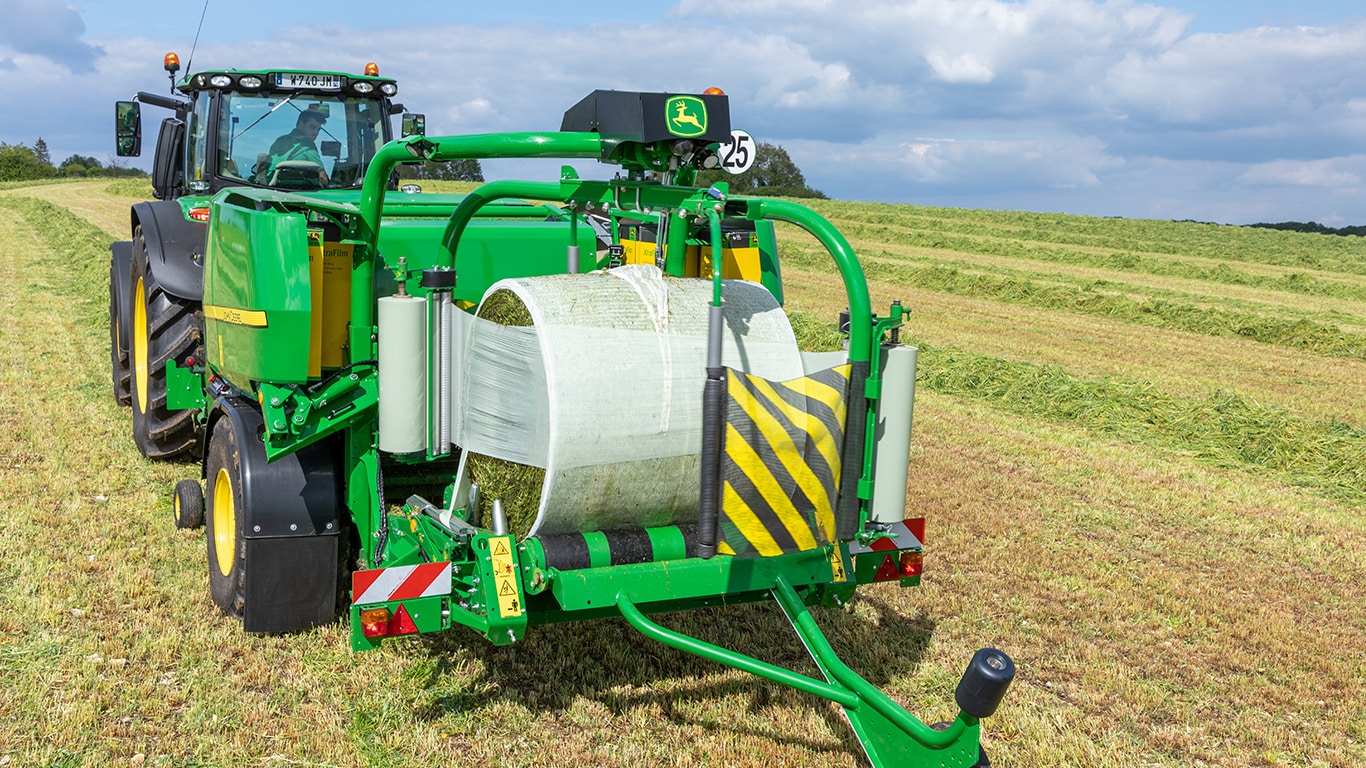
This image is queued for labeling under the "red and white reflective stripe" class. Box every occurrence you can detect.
[848,519,924,556]
[352,562,451,606]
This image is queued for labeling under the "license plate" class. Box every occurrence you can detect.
[274,72,341,90]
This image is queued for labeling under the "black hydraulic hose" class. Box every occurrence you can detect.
[697,304,727,559]
[835,359,870,541]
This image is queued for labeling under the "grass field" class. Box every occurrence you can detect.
[0,179,1362,767]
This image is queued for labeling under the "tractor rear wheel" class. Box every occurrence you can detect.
[130,225,203,459]
[206,416,246,617]
[109,256,131,407]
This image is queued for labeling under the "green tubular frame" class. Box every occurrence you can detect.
[617,575,983,767]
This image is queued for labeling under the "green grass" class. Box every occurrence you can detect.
[810,200,1366,276]
[830,216,1366,302]
[783,240,1366,359]
[790,308,1366,503]
[1,180,1364,767]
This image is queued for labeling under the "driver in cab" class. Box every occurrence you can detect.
[266,104,330,185]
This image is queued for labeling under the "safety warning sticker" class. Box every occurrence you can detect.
[829,547,849,583]
[488,536,522,617]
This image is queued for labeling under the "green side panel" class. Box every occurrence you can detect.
[203,199,313,389]
[164,360,207,411]
[376,219,597,305]
[754,219,783,305]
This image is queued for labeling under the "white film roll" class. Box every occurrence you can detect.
[377,293,428,454]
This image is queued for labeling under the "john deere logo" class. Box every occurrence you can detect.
[666,96,707,137]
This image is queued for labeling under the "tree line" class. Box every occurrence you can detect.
[0,136,825,198]
[0,137,146,181]
[1247,221,1366,237]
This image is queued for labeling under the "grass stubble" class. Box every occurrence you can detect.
[0,182,1361,766]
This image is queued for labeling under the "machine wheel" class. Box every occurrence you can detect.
[130,225,203,459]
[174,478,205,529]
[206,416,246,617]
[109,256,131,407]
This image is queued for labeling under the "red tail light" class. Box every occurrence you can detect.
[359,604,419,638]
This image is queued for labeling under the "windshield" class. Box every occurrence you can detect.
[217,91,388,191]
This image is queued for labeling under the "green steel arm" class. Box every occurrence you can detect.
[770,575,971,747]
[616,579,970,751]
[615,593,860,708]
[751,199,872,362]
[359,133,603,245]
[440,179,585,267]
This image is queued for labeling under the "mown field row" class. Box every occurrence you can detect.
[0,180,1363,768]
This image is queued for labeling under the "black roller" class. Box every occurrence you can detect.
[538,532,591,571]
[955,648,1016,719]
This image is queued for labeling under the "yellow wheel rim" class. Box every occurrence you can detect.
[212,467,236,577]
[133,276,149,414]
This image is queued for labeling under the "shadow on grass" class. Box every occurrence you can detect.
[413,593,935,760]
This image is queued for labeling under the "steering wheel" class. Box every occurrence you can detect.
[269,160,327,190]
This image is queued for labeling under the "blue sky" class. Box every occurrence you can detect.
[5,0,1366,225]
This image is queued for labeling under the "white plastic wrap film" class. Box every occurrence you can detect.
[377,294,428,454]
[450,265,804,536]
[869,345,918,524]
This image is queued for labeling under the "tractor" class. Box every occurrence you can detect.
[108,53,420,458]
[111,68,1013,767]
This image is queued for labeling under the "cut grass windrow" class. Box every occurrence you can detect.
[789,310,1366,506]
[829,218,1366,303]
[809,200,1366,277]
[782,242,1366,360]
[0,196,114,316]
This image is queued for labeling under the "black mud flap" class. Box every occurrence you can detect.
[243,536,339,633]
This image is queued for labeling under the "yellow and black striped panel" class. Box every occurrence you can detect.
[719,364,851,557]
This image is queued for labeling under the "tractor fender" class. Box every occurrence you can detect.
[132,200,207,303]
[207,397,344,633]
[109,241,133,356]
[206,397,343,539]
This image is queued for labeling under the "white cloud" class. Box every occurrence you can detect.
[6,1,1366,224]
[0,0,103,73]
[1238,158,1364,189]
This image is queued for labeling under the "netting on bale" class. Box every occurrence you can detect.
[450,265,804,539]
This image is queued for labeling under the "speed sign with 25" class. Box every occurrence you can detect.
[717,130,756,175]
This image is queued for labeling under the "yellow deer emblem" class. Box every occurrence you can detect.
[666,96,707,137]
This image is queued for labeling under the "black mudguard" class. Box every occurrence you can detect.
[132,200,207,302]
[210,398,343,633]
[110,241,132,356]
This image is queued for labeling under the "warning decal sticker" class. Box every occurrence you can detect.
[489,536,523,617]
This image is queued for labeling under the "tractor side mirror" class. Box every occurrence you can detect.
[401,113,425,138]
[115,100,142,157]
[320,140,342,158]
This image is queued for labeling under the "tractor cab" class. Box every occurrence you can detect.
[115,53,408,200]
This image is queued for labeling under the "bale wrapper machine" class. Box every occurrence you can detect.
[180,90,1013,767]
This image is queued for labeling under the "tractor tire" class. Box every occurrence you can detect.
[130,225,203,460]
[174,478,205,529]
[109,256,131,407]
[206,416,247,617]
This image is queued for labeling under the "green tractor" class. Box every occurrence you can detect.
[108,53,418,458]
[117,75,1013,766]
